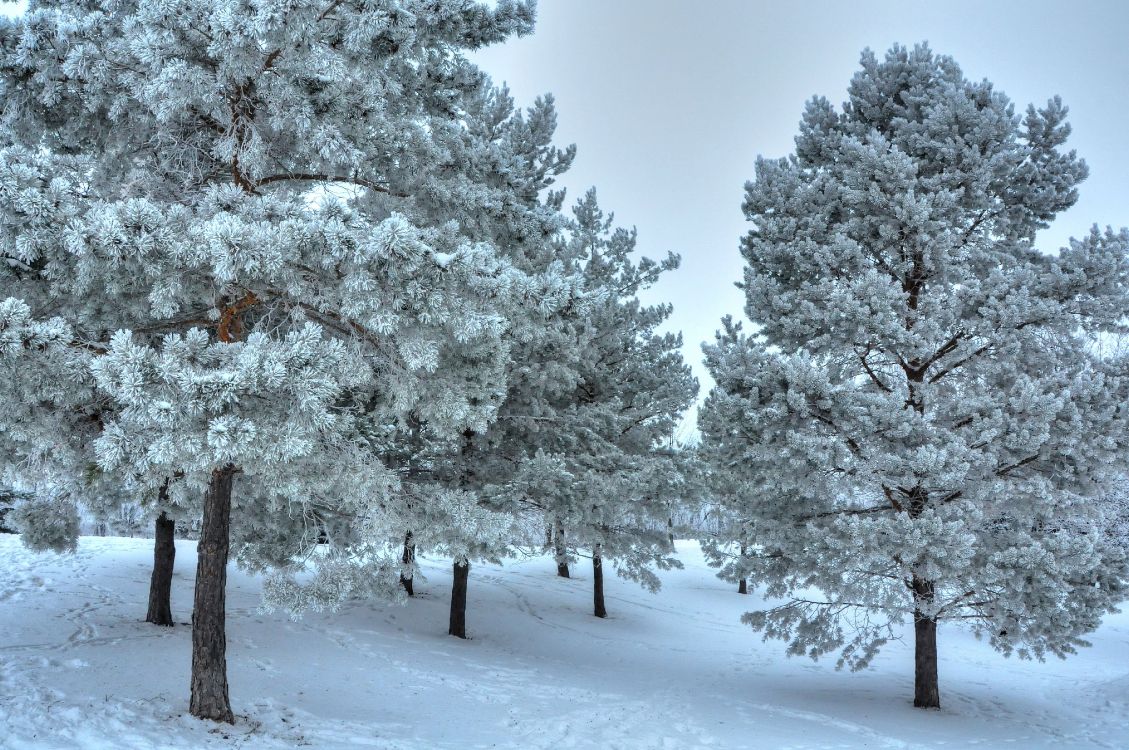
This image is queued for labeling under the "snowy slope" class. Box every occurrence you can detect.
[0,535,1126,749]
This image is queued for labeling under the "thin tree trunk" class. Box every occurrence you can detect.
[449,559,469,638]
[554,519,570,578]
[593,545,607,618]
[667,516,675,548]
[912,575,940,709]
[738,542,748,594]
[146,511,176,626]
[190,466,235,723]
[399,531,415,597]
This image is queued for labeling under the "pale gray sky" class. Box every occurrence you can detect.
[4,0,1128,424]
[471,0,1129,417]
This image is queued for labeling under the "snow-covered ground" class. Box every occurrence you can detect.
[0,535,1126,749]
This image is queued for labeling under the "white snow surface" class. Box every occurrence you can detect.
[0,535,1127,749]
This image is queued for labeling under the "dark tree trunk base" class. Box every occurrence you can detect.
[449,560,469,639]
[913,576,940,709]
[146,510,176,626]
[554,520,570,578]
[190,467,235,723]
[399,532,415,597]
[593,547,607,618]
[738,542,749,595]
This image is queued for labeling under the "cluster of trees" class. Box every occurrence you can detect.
[0,0,695,724]
[2,0,1127,722]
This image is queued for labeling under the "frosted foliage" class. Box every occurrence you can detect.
[10,493,81,553]
[0,0,550,572]
[0,298,96,486]
[482,190,697,585]
[91,324,369,477]
[701,45,1129,669]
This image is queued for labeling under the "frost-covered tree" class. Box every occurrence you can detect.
[0,140,177,620]
[261,80,584,638]
[698,454,756,595]
[491,190,697,618]
[1,0,549,723]
[700,44,1129,708]
[0,295,97,549]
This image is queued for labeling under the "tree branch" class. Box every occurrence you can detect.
[857,346,892,393]
[253,173,409,198]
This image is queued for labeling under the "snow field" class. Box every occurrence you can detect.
[0,535,1126,749]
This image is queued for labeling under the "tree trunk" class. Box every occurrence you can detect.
[667,516,675,548]
[145,511,176,626]
[593,545,607,618]
[449,559,469,639]
[399,531,415,597]
[912,575,940,709]
[190,466,235,723]
[738,542,748,594]
[554,519,570,578]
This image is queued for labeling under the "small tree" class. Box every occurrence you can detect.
[701,44,1129,708]
[510,190,697,618]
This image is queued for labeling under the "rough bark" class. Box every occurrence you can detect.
[738,542,748,594]
[554,519,570,578]
[593,545,607,618]
[912,575,940,709]
[399,531,415,597]
[449,559,469,639]
[145,510,176,626]
[189,466,236,723]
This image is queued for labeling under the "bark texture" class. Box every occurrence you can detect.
[912,575,940,709]
[737,542,748,594]
[593,545,607,618]
[449,559,469,639]
[554,519,570,578]
[189,466,235,723]
[145,510,176,626]
[399,531,415,597]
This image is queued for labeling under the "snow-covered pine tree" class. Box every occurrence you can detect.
[498,189,697,618]
[700,44,1129,708]
[697,444,756,595]
[1,0,548,723]
[346,82,581,637]
[0,158,180,623]
[0,144,116,554]
[195,123,576,627]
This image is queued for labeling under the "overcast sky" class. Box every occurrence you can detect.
[4,0,1128,428]
[472,1,1129,421]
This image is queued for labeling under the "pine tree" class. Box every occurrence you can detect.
[2,0,545,723]
[252,81,584,638]
[700,44,1129,708]
[500,190,697,618]
[698,460,755,595]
